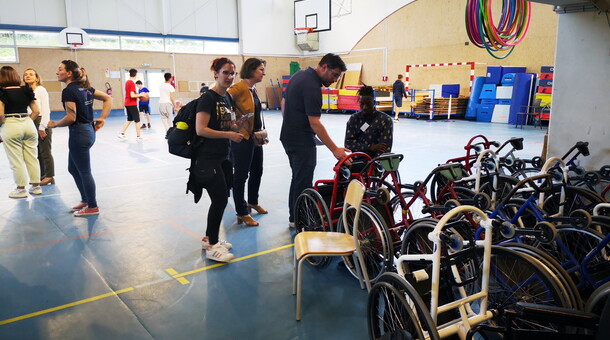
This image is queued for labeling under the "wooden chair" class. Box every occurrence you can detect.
[292,179,371,321]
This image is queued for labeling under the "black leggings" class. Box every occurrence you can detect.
[192,158,232,244]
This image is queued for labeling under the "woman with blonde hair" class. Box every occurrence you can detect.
[23,68,55,186]
[0,66,41,198]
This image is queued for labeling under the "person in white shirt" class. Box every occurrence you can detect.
[23,68,55,186]
[159,72,177,131]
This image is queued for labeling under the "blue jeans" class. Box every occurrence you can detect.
[283,144,316,222]
[68,123,97,208]
[231,138,264,216]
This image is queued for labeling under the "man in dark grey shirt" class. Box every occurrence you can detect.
[280,53,349,227]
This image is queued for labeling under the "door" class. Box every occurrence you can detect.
[122,68,168,115]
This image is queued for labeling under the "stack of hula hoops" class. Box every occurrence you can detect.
[465,0,532,59]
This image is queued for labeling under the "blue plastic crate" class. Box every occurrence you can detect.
[498,99,512,105]
[477,105,494,122]
[501,73,515,85]
[479,84,497,99]
[481,99,498,105]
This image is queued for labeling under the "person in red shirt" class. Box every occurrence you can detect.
[118,68,146,140]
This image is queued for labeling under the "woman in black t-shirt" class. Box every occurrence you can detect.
[190,57,243,263]
[48,60,112,217]
[0,66,41,198]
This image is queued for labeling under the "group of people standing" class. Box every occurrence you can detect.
[0,61,111,216]
[1,53,393,263]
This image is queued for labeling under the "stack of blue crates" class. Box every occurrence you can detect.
[474,66,526,123]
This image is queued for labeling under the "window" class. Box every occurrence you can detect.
[0,30,14,45]
[204,41,239,55]
[15,31,63,47]
[0,47,17,62]
[166,38,204,53]
[89,34,120,50]
[121,36,164,51]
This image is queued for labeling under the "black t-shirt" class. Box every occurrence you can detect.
[0,86,35,113]
[195,89,235,159]
[61,82,95,124]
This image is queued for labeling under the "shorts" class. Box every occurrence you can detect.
[393,96,403,108]
[138,104,150,114]
[125,105,140,122]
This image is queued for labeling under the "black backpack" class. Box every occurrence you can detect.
[166,97,202,158]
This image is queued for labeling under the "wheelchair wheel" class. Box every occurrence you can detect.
[465,246,572,331]
[389,191,428,228]
[479,174,519,206]
[511,167,541,182]
[531,226,608,292]
[338,203,393,282]
[585,280,610,314]
[502,242,583,310]
[542,186,605,216]
[499,198,539,229]
[294,188,334,267]
[368,273,440,340]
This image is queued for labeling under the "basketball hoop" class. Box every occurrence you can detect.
[294,27,314,35]
[59,27,90,49]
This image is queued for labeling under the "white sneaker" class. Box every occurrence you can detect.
[136,136,143,141]
[394,118,399,122]
[201,236,232,250]
[29,185,42,195]
[205,244,235,262]
[118,133,126,139]
[9,188,27,198]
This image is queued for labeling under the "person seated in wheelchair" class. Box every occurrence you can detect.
[344,85,394,172]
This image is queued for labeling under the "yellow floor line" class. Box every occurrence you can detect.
[0,288,134,325]
[173,244,294,278]
[0,243,294,325]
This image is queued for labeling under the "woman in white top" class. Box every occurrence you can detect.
[24,68,55,186]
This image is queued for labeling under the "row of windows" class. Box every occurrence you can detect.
[0,30,239,62]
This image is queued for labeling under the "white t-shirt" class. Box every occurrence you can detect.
[159,82,175,104]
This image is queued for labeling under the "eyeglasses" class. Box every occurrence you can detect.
[330,69,342,80]
[221,70,235,76]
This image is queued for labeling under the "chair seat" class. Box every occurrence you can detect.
[294,232,356,260]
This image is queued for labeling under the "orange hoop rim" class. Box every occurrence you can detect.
[294,27,314,34]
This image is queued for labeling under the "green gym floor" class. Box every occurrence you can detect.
[0,111,545,339]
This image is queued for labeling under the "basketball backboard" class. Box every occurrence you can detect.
[294,0,331,32]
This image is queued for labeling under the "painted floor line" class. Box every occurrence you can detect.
[0,287,135,326]
[0,243,294,326]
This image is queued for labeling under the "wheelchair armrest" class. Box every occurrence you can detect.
[515,302,599,329]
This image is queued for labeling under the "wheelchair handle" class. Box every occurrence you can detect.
[333,152,371,172]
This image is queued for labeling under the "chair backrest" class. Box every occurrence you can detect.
[344,179,365,212]
[342,179,372,291]
[532,98,542,108]
[342,179,366,243]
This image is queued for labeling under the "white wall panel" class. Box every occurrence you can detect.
[239,0,413,55]
[548,12,610,169]
[33,0,66,27]
[1,0,236,39]
[0,0,65,27]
